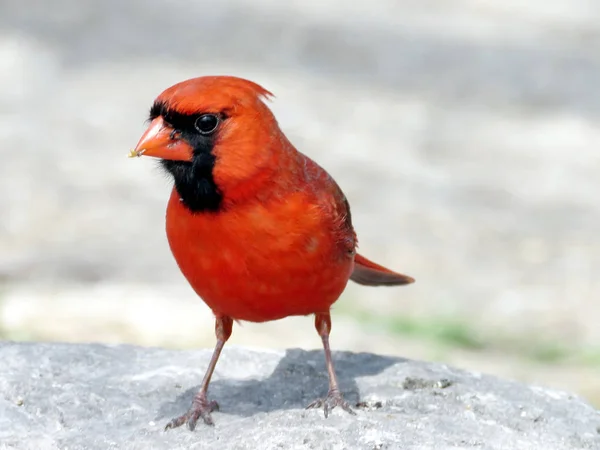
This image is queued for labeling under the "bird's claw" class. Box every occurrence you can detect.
[306,389,356,418]
[164,398,220,431]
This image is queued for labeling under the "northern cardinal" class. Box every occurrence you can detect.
[130,76,414,431]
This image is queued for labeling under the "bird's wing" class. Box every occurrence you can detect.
[299,153,414,286]
[300,155,357,257]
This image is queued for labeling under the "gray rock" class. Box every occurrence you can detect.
[0,342,598,449]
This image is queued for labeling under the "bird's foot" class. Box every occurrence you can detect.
[164,395,220,431]
[306,389,356,418]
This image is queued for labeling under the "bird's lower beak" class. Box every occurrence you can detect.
[129,117,193,161]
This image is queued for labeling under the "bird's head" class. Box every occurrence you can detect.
[130,75,280,212]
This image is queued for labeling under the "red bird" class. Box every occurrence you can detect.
[130,76,414,431]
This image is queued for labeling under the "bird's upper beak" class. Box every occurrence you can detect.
[129,117,193,161]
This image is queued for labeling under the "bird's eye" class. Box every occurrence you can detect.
[194,114,219,135]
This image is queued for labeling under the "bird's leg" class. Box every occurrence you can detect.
[165,315,233,431]
[306,312,356,417]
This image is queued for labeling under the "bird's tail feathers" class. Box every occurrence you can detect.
[350,253,415,286]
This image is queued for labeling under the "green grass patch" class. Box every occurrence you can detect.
[382,315,486,350]
[350,310,486,351]
[525,343,570,364]
[342,307,600,368]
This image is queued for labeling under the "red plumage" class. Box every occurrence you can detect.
[130,76,414,430]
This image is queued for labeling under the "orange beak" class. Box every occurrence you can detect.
[128,117,193,161]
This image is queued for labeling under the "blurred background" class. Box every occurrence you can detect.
[1,0,598,406]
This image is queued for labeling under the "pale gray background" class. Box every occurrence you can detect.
[0,0,598,406]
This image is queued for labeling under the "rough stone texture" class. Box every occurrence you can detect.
[0,342,598,450]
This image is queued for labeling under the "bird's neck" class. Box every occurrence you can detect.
[214,135,301,209]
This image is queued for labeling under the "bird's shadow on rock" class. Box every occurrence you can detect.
[157,348,403,420]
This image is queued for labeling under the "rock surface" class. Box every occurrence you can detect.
[0,342,598,450]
